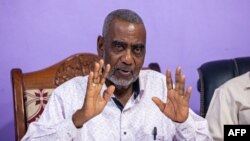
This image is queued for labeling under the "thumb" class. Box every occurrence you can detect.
[152,97,165,112]
[103,85,115,101]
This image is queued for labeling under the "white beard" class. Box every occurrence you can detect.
[103,52,139,89]
[107,67,138,89]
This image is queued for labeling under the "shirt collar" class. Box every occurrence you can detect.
[111,78,141,112]
[106,71,146,102]
[133,79,140,99]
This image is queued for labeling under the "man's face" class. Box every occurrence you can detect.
[98,19,146,88]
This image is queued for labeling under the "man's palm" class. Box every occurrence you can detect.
[152,67,192,123]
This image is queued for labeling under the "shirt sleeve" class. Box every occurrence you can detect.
[21,89,80,141]
[174,109,213,141]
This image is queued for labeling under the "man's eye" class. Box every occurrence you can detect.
[111,41,126,52]
[133,46,144,54]
[115,44,123,49]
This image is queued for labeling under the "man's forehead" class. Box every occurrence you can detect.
[105,19,146,43]
[110,19,143,29]
[128,23,135,31]
[109,19,145,34]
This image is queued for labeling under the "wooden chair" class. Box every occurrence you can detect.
[11,53,99,141]
[11,52,162,141]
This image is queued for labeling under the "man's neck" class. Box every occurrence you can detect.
[114,85,134,106]
[106,80,134,106]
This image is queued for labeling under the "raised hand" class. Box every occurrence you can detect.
[73,59,115,128]
[152,67,192,123]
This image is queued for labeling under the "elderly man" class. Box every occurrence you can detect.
[22,9,212,141]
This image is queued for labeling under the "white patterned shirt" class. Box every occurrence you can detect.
[22,70,212,141]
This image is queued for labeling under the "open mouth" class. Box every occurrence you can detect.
[117,68,132,77]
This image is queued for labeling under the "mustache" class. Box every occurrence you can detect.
[111,65,134,72]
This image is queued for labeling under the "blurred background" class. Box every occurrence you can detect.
[1,0,250,140]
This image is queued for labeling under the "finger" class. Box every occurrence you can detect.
[175,66,181,90]
[98,59,104,76]
[166,69,173,90]
[152,97,165,112]
[93,62,100,83]
[101,64,110,84]
[97,59,104,84]
[87,71,94,90]
[179,75,186,95]
[185,86,192,101]
[103,85,115,101]
[86,72,97,99]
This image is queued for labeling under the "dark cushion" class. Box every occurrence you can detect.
[197,56,250,117]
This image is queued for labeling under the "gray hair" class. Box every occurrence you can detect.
[102,9,144,37]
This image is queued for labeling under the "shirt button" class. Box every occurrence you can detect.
[123,131,127,135]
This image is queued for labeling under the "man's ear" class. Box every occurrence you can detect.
[97,35,104,58]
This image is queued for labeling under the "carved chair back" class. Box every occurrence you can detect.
[11,53,99,141]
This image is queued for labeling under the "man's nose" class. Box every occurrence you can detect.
[121,49,132,65]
